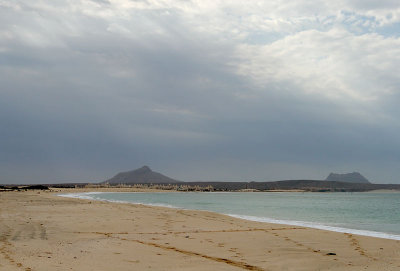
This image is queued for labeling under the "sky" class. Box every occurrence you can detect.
[1,0,400,184]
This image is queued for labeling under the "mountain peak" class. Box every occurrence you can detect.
[135,166,152,173]
[104,166,181,184]
[326,172,370,184]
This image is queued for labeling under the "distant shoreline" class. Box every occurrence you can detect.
[59,189,400,240]
[2,183,400,193]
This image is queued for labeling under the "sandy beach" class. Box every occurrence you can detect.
[1,189,400,271]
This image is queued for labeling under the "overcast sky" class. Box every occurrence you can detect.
[1,0,400,184]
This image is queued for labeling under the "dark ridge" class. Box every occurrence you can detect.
[24,185,49,190]
[0,185,49,191]
[49,183,89,188]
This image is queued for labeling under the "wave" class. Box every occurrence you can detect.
[227,214,400,241]
[58,192,103,200]
[57,192,179,209]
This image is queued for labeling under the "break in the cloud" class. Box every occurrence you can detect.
[1,0,400,183]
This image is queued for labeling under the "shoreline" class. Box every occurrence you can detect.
[58,190,400,241]
[1,189,400,270]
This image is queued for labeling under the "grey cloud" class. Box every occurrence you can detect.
[1,1,400,184]
[347,0,400,10]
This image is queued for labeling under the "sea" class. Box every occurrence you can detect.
[59,191,400,240]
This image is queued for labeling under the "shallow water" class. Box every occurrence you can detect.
[59,191,400,240]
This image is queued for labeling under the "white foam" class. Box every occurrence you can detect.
[58,192,103,200]
[57,192,179,209]
[227,214,400,241]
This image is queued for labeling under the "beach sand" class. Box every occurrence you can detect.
[1,189,400,271]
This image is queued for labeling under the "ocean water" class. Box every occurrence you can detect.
[59,192,400,240]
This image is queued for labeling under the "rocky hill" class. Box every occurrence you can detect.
[325,172,370,184]
[104,166,181,184]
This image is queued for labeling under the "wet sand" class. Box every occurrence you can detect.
[1,189,400,270]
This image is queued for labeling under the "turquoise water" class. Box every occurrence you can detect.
[60,192,400,240]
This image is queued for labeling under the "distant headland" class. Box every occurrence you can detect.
[2,166,400,192]
[91,166,398,192]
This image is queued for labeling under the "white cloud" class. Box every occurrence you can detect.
[234,29,400,104]
[2,0,399,50]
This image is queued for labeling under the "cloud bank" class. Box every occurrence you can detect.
[1,0,400,183]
